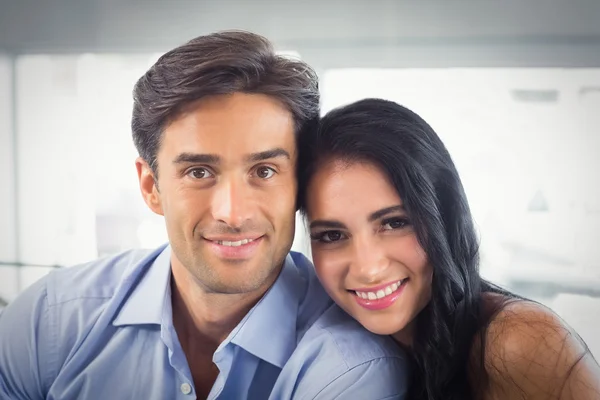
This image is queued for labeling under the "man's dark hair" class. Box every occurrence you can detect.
[131,30,320,174]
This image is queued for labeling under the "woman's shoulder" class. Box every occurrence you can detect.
[472,293,600,399]
[482,296,580,368]
[482,293,570,343]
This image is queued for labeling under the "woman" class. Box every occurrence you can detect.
[297,98,600,399]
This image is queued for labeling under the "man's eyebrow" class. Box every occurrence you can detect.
[245,148,291,163]
[172,153,220,165]
[368,205,405,222]
[309,220,346,230]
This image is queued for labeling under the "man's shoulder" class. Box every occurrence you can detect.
[285,251,334,333]
[306,304,407,368]
[44,247,162,306]
[273,303,409,399]
[0,246,177,400]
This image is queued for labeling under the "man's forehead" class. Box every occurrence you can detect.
[158,93,297,167]
[171,93,294,126]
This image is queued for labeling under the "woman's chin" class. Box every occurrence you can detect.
[356,316,406,338]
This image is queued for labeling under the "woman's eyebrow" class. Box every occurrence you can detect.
[368,205,405,222]
[309,220,346,230]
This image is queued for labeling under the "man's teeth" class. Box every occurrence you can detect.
[216,238,254,247]
[355,280,405,300]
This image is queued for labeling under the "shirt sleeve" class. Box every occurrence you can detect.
[295,357,409,400]
[0,277,55,400]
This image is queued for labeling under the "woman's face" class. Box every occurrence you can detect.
[306,159,433,345]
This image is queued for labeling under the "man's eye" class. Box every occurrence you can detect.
[188,168,213,179]
[256,166,275,179]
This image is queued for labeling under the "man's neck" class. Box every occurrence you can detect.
[169,259,278,399]
[170,261,273,353]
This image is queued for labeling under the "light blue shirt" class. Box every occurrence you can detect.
[0,245,408,399]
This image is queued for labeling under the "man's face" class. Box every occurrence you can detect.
[137,93,297,295]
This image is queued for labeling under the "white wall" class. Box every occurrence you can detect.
[15,56,99,289]
[0,54,18,301]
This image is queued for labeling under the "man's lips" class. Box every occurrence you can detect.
[203,234,264,244]
[204,235,264,259]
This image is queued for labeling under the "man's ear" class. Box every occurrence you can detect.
[135,157,164,216]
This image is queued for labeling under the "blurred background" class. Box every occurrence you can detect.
[1,0,599,356]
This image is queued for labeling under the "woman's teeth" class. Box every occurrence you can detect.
[354,279,406,300]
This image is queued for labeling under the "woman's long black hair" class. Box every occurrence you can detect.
[297,98,510,399]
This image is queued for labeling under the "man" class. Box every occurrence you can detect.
[0,31,407,399]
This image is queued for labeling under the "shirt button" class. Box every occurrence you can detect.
[180,383,192,395]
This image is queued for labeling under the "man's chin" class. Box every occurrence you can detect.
[203,275,271,295]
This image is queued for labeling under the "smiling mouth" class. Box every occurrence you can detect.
[353,278,409,300]
[214,238,256,247]
[204,236,264,260]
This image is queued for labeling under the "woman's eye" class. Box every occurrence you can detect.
[324,231,342,242]
[382,218,409,230]
[188,168,213,179]
[256,166,276,179]
[311,231,345,243]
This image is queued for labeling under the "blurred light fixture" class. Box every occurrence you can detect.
[511,89,559,103]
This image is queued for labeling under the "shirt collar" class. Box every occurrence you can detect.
[113,244,172,326]
[226,253,305,368]
[112,246,307,369]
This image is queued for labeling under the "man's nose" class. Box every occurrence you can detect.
[211,177,254,229]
